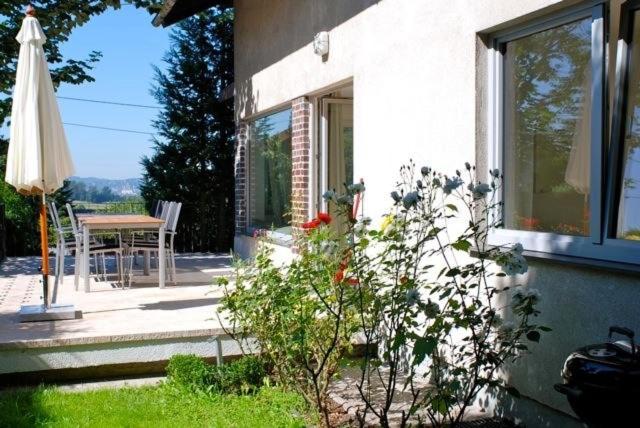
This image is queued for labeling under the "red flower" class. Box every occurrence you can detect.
[346,277,359,286]
[317,212,332,225]
[334,269,345,283]
[302,219,322,230]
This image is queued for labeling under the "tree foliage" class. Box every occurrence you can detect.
[141,7,235,252]
[0,1,162,257]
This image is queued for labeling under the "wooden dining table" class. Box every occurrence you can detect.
[76,215,166,291]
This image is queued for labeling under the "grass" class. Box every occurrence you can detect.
[0,385,310,428]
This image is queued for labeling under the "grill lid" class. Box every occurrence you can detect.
[561,326,640,390]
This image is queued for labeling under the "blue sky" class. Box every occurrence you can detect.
[47,5,170,179]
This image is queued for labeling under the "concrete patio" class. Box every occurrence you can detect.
[0,253,240,384]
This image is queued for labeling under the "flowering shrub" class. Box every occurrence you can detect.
[341,163,547,426]
[218,162,547,427]
[218,201,362,427]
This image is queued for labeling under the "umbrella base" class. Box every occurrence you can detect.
[19,304,82,323]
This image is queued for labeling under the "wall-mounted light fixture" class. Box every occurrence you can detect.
[313,31,329,57]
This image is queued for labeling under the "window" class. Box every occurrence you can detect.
[489,2,639,267]
[248,109,292,235]
[612,3,640,242]
[502,17,593,237]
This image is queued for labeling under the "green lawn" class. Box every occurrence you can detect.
[0,385,310,428]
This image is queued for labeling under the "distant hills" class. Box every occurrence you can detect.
[70,176,141,197]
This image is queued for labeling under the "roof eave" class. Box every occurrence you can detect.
[152,0,232,27]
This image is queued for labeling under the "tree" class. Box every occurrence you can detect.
[0,1,161,256]
[141,7,235,252]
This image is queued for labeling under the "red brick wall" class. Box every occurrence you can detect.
[234,122,248,235]
[291,97,312,236]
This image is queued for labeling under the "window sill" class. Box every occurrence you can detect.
[517,249,640,276]
[472,242,640,276]
[244,227,293,248]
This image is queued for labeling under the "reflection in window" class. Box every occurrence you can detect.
[617,10,640,241]
[502,18,592,236]
[248,110,292,234]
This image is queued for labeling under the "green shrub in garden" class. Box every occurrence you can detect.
[218,195,363,427]
[166,354,268,395]
[166,354,214,392]
[212,355,267,394]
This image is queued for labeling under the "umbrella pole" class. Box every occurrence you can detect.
[40,192,50,309]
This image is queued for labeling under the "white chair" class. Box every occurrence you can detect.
[125,202,182,287]
[66,203,124,290]
[48,202,76,301]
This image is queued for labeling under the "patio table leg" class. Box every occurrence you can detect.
[143,251,150,276]
[83,224,90,292]
[74,235,80,290]
[158,225,165,288]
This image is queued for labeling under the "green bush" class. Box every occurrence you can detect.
[166,354,267,395]
[213,355,267,394]
[166,354,214,392]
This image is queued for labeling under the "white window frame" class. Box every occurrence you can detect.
[318,97,354,213]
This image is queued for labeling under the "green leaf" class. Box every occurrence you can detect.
[445,268,461,277]
[452,240,472,252]
[413,337,437,365]
[526,331,541,342]
[539,326,552,332]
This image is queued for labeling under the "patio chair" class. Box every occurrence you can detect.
[66,203,124,290]
[124,201,182,287]
[48,202,77,301]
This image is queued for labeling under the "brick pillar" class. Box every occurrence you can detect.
[291,97,312,237]
[235,122,248,235]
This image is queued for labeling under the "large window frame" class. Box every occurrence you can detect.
[488,1,640,267]
[246,106,293,244]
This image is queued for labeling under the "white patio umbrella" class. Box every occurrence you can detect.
[5,5,76,320]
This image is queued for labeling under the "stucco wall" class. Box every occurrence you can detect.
[234,0,640,422]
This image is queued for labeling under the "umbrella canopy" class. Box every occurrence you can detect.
[5,11,74,195]
[5,6,75,310]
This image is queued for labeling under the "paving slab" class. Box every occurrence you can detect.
[0,253,234,348]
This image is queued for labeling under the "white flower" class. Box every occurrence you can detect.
[348,182,365,194]
[320,241,338,255]
[402,191,419,209]
[405,288,421,306]
[472,182,492,199]
[498,247,528,276]
[322,190,336,202]
[354,217,371,234]
[443,176,463,195]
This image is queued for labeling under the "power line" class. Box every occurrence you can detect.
[63,122,155,136]
[58,96,161,110]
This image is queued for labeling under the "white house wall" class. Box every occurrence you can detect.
[233,0,640,424]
